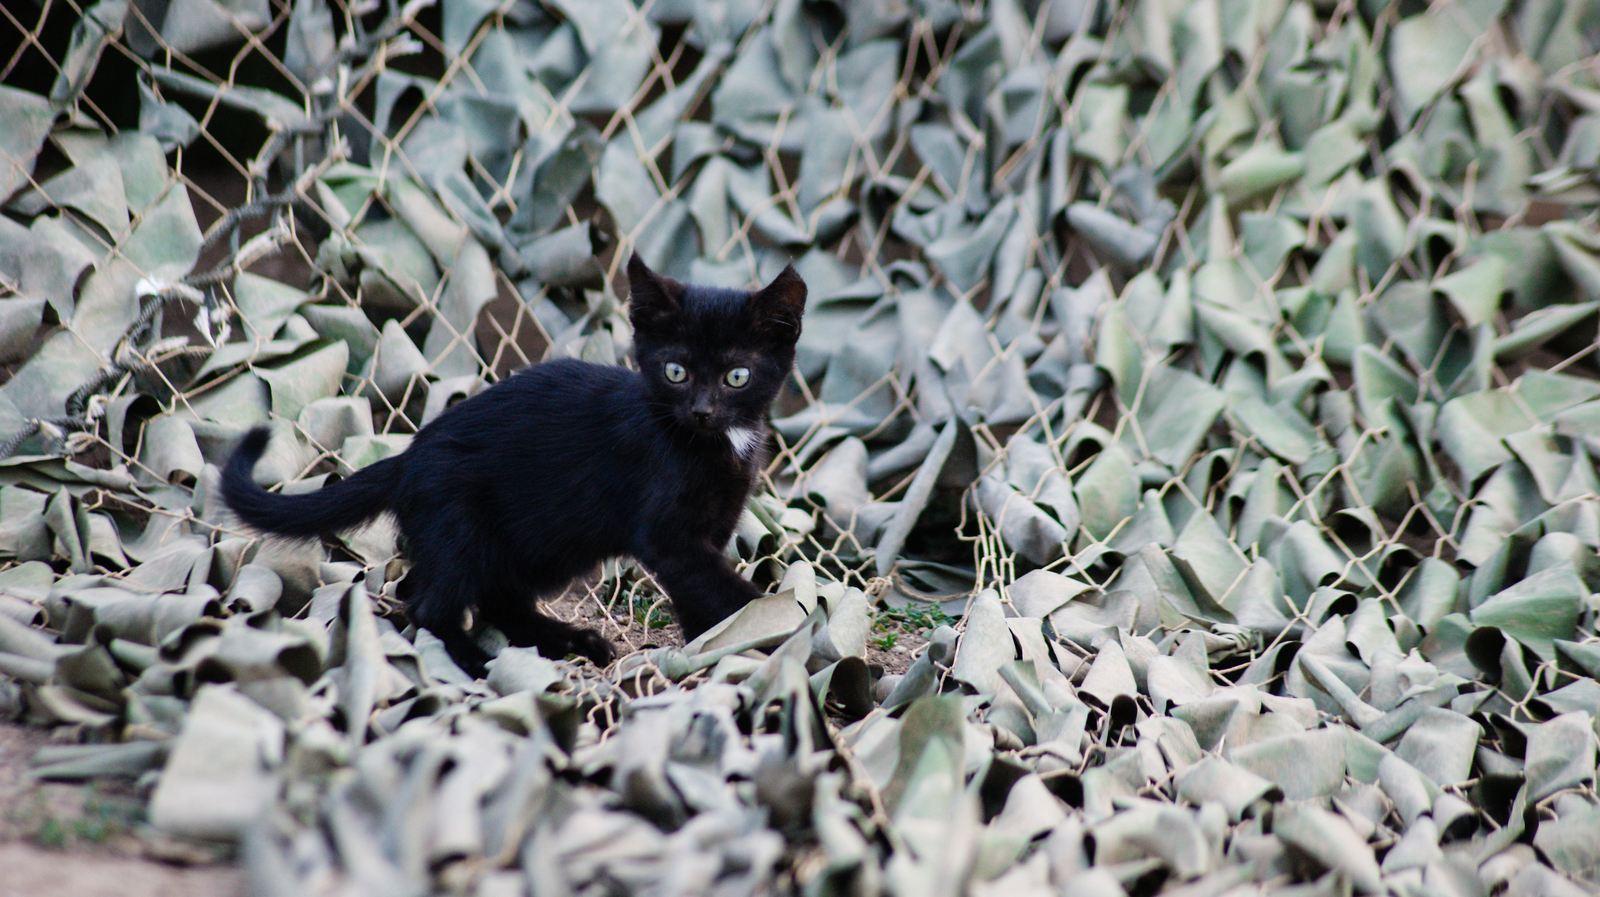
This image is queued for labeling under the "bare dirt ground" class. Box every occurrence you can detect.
[0,722,244,897]
[537,573,924,675]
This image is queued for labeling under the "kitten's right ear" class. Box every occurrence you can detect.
[627,253,686,333]
[747,264,807,343]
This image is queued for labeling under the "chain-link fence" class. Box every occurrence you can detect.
[5,0,1600,893]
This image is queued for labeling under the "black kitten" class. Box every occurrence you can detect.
[222,254,806,677]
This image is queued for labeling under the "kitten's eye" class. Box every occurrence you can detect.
[664,362,687,383]
[725,367,751,388]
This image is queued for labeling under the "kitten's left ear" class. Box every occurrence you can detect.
[628,252,687,333]
[747,264,807,343]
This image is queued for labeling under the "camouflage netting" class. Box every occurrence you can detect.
[2,0,1600,893]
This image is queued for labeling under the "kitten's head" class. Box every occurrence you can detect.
[627,253,806,437]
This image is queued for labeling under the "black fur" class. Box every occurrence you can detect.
[221,255,806,678]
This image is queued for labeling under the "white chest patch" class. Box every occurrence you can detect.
[726,426,761,458]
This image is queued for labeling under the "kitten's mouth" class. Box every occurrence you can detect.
[681,412,724,433]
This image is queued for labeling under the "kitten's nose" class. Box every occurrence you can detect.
[691,398,714,424]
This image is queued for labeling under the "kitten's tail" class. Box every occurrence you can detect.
[222,427,401,538]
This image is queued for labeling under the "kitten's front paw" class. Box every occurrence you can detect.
[564,628,616,667]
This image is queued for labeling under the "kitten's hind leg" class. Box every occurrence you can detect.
[480,599,615,666]
[400,565,493,679]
